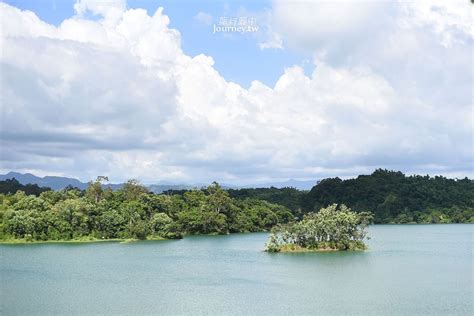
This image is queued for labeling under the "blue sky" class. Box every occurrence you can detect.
[0,0,472,184]
[4,0,307,87]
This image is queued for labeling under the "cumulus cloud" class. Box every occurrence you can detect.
[74,0,126,23]
[268,0,392,55]
[399,0,474,47]
[0,0,472,183]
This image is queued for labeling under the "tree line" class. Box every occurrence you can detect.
[171,170,474,224]
[301,169,474,223]
[1,168,472,243]
[225,170,473,224]
[0,180,293,242]
[0,178,51,196]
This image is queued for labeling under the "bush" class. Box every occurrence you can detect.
[265,204,372,252]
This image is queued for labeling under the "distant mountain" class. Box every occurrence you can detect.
[0,172,233,193]
[0,172,89,190]
[0,172,316,192]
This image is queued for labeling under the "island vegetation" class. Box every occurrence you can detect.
[265,204,372,252]
[0,179,293,243]
[1,169,473,244]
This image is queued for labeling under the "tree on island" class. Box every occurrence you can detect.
[266,204,373,252]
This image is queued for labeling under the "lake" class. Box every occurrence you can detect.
[1,224,472,315]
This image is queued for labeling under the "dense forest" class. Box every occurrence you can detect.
[1,169,473,242]
[0,178,51,196]
[227,170,474,224]
[227,187,305,216]
[301,170,474,223]
[0,179,293,242]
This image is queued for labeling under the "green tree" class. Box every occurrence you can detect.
[121,179,148,201]
[85,176,109,203]
[266,204,373,252]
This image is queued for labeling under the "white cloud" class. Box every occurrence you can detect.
[399,0,474,47]
[74,0,126,25]
[266,0,392,54]
[0,1,472,183]
[257,10,283,50]
[258,23,283,50]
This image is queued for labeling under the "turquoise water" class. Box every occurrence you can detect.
[1,225,472,315]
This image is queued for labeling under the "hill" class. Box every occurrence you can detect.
[301,169,473,223]
[0,172,196,193]
[0,172,88,190]
[1,169,473,224]
[225,169,474,223]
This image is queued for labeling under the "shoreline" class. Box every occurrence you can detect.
[0,231,265,245]
[0,238,129,245]
[265,244,368,253]
[273,244,367,253]
[1,223,472,245]
[277,248,367,253]
[0,237,168,245]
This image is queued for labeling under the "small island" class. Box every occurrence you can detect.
[265,204,373,252]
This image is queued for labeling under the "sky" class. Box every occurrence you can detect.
[0,0,472,184]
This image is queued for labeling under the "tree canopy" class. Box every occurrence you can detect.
[1,169,472,243]
[302,169,474,223]
[229,169,474,224]
[266,204,373,252]
[0,181,293,242]
[0,178,51,196]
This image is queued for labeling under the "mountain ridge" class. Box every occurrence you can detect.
[0,172,317,192]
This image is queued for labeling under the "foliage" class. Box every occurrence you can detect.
[1,169,472,243]
[302,169,474,223]
[85,176,110,203]
[266,204,373,252]
[229,169,474,224]
[0,180,292,242]
[227,187,306,217]
[0,178,51,196]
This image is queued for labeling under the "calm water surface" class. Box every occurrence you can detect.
[1,225,473,315]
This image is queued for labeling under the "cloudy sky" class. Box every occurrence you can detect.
[0,0,472,184]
